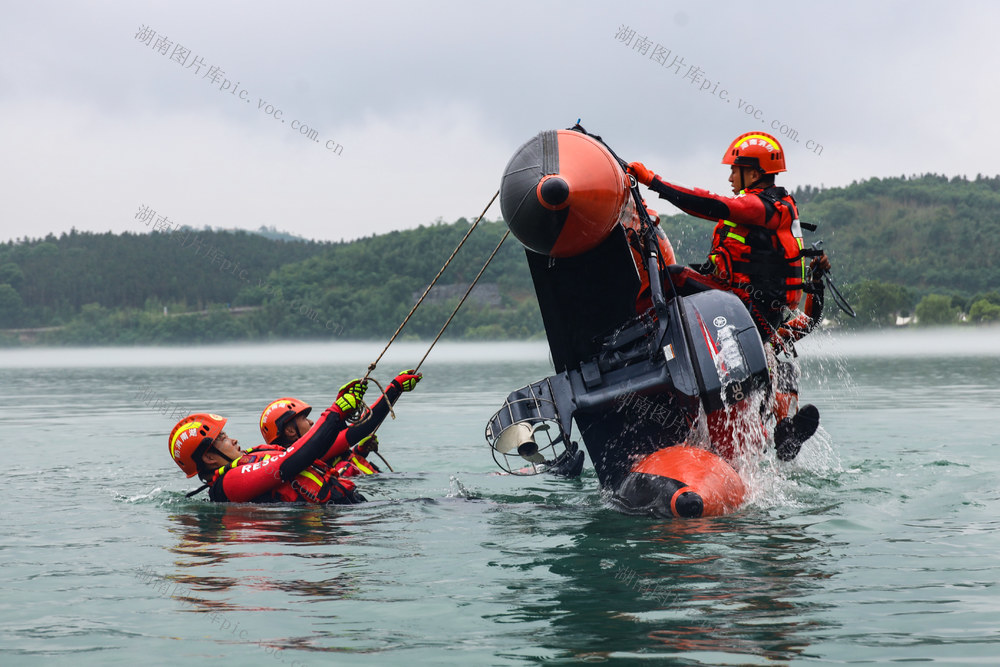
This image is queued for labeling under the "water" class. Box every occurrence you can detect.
[3,331,1000,665]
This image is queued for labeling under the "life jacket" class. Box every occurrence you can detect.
[332,450,379,477]
[211,445,361,504]
[707,186,805,323]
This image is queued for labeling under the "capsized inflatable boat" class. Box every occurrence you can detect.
[485,126,770,517]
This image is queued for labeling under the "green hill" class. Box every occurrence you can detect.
[661,173,1000,293]
[0,227,329,343]
[0,220,541,345]
[2,173,999,345]
[230,218,541,341]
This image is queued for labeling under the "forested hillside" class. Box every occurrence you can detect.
[1,173,998,346]
[661,173,1000,292]
[0,220,540,345]
[231,218,541,341]
[0,228,327,327]
[660,173,1000,326]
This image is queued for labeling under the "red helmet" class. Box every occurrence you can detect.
[259,397,312,444]
[169,413,227,478]
[722,132,786,174]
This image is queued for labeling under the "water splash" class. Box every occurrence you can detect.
[447,475,478,499]
[113,486,167,504]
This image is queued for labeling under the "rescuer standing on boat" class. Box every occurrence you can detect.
[168,378,372,503]
[628,132,824,459]
[628,132,807,337]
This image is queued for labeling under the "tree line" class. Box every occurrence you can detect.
[1,173,998,345]
[660,172,1000,328]
[0,219,543,345]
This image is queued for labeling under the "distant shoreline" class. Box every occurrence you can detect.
[3,328,999,369]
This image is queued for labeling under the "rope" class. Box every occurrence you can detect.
[373,451,395,473]
[349,227,510,467]
[348,190,510,472]
[345,189,502,451]
[344,377,396,470]
[416,229,511,371]
[824,273,857,318]
[347,376,391,424]
[362,189,500,381]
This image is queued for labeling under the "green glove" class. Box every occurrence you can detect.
[335,393,359,415]
[334,379,368,416]
[337,379,368,400]
[393,369,422,392]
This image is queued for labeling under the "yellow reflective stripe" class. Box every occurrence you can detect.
[797,239,806,281]
[350,455,375,475]
[170,420,203,454]
[721,220,746,243]
[738,134,781,152]
[299,470,323,487]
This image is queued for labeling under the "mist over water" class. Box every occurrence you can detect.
[4,330,1000,665]
[798,325,1000,358]
[0,340,552,369]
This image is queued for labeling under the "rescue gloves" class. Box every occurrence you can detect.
[393,369,422,392]
[627,161,657,187]
[357,434,379,455]
[334,378,368,417]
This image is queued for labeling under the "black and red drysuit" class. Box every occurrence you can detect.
[207,401,362,504]
[326,380,410,476]
[643,177,807,335]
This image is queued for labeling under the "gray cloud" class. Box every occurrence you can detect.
[1,0,995,243]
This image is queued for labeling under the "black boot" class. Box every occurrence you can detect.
[774,404,820,461]
[546,441,585,478]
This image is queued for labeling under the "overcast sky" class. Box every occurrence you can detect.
[1,1,994,244]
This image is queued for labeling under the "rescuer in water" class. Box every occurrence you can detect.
[258,370,422,477]
[169,378,373,503]
[628,132,825,459]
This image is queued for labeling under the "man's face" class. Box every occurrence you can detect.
[293,414,314,434]
[728,165,745,194]
[208,432,244,461]
[728,165,762,194]
[283,414,314,441]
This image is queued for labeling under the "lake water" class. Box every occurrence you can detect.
[3,329,1000,665]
